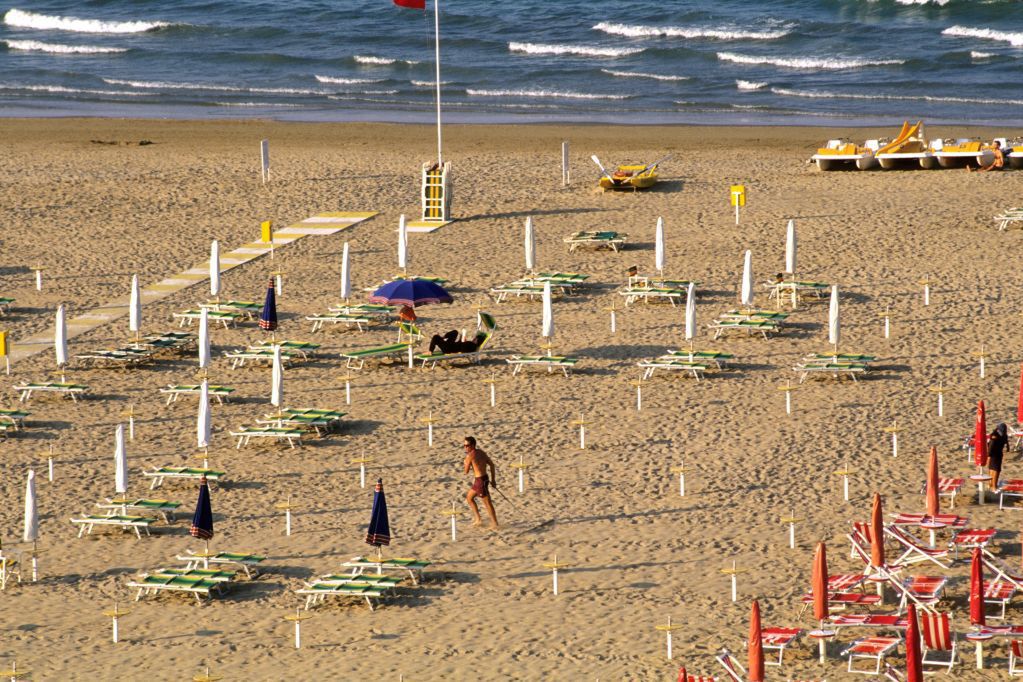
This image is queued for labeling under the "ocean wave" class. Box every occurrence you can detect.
[3,8,175,34]
[771,86,1023,106]
[3,39,127,54]
[411,79,452,86]
[736,80,767,90]
[508,42,643,57]
[971,51,995,59]
[104,78,322,95]
[942,25,1023,47]
[314,75,383,84]
[593,22,789,40]
[717,52,903,69]
[895,0,950,5]
[467,88,629,100]
[354,55,419,65]
[214,102,303,107]
[601,69,688,81]
[0,83,147,96]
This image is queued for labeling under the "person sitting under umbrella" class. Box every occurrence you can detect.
[429,329,485,354]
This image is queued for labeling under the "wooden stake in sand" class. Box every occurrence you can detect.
[274,495,295,536]
[929,382,947,417]
[121,404,136,441]
[630,378,643,411]
[720,561,747,602]
[571,414,594,450]
[670,460,688,497]
[442,504,459,541]
[655,616,682,659]
[0,660,29,681]
[780,509,802,549]
[878,305,893,339]
[193,667,224,682]
[973,345,988,379]
[283,608,312,649]
[30,265,44,291]
[561,141,570,186]
[918,275,932,306]
[511,455,530,493]
[543,554,570,596]
[883,420,902,458]
[605,301,617,335]
[834,460,855,501]
[482,373,498,407]
[777,381,798,416]
[351,456,372,489]
[103,602,129,644]
[420,411,437,448]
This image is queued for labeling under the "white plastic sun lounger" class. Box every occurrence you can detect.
[96,498,182,522]
[506,355,579,377]
[128,573,228,602]
[638,358,708,381]
[143,467,225,489]
[160,384,234,404]
[71,514,155,539]
[342,556,431,585]
[307,312,375,332]
[175,551,266,578]
[230,426,303,449]
[13,382,89,403]
[296,581,387,610]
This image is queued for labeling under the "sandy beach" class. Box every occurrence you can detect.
[2,118,1023,680]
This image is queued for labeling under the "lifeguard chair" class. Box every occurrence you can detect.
[421,161,451,222]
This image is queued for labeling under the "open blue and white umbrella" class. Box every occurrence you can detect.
[369,279,452,308]
[366,478,391,560]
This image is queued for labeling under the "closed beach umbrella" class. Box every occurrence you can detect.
[524,217,535,274]
[785,219,796,275]
[870,492,885,569]
[340,242,352,302]
[114,424,128,496]
[23,469,38,544]
[812,541,829,623]
[198,308,210,371]
[366,478,391,559]
[828,285,840,349]
[397,214,408,271]
[677,666,686,682]
[926,446,939,517]
[197,380,211,450]
[369,279,453,308]
[271,344,283,409]
[740,250,754,307]
[129,274,141,336]
[210,240,220,298]
[905,603,923,682]
[684,282,696,347]
[970,547,985,626]
[975,400,988,468]
[190,476,214,558]
[54,304,67,370]
[259,277,278,332]
[655,217,665,275]
[747,599,764,682]
[541,281,554,340]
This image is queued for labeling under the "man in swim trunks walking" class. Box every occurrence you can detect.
[463,436,499,530]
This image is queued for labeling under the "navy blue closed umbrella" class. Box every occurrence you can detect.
[368,279,452,308]
[366,478,391,560]
[259,278,278,332]
[190,475,215,561]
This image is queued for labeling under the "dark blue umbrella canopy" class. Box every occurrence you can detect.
[190,476,214,540]
[368,279,452,308]
[259,278,278,331]
[366,478,391,548]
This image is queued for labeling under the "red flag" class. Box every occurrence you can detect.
[394,0,426,8]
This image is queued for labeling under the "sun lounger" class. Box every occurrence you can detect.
[328,303,396,317]
[307,312,375,332]
[160,384,234,405]
[767,280,829,306]
[257,414,335,436]
[0,297,15,315]
[721,309,790,323]
[884,525,952,569]
[0,409,30,429]
[128,573,227,602]
[761,627,802,666]
[841,635,902,675]
[175,551,266,578]
[396,321,423,343]
[143,466,225,489]
[803,352,875,363]
[982,580,1017,620]
[628,275,696,290]
[917,477,964,509]
[340,343,412,370]
[638,358,708,381]
[794,362,867,383]
[950,527,995,559]
[230,426,303,449]
[296,581,387,610]
[709,319,779,340]
[715,648,746,682]
[96,498,181,522]
[224,348,296,369]
[249,340,320,360]
[417,323,496,369]
[894,575,946,613]
[141,332,196,355]
[563,230,626,252]
[13,382,89,403]
[800,591,882,614]
[827,614,908,630]
[0,551,21,590]
[974,624,1023,637]
[998,479,1023,509]
[1011,639,1023,674]
[342,556,430,585]
[70,514,155,539]
[663,350,733,369]
[506,355,579,377]
[489,284,548,303]
[619,286,687,307]
[888,513,967,529]
[173,309,241,329]
[75,347,155,367]
[995,208,1023,231]
[200,300,262,319]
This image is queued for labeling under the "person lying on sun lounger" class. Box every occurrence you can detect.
[429,330,485,354]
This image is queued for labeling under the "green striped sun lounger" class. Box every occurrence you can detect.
[224,348,296,370]
[490,284,547,303]
[343,556,431,584]
[0,297,15,314]
[794,362,868,383]
[722,309,790,322]
[506,355,579,377]
[708,319,779,340]
[533,272,589,285]
[663,350,733,369]
[200,300,262,319]
[297,581,388,610]
[340,343,412,370]
[143,467,225,490]
[231,426,303,449]
[160,384,234,405]
[619,286,687,307]
[251,340,321,359]
[258,414,335,436]
[75,348,154,367]
[13,382,89,403]
[128,574,227,602]
[638,358,709,381]
[0,409,30,428]
[97,498,181,522]
[563,230,627,252]
[173,309,242,329]
[804,352,876,363]
[329,303,396,317]
[71,514,156,539]
[176,551,266,578]
[307,312,375,332]
[151,567,238,582]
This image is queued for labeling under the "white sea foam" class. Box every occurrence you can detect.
[411,79,452,86]
[593,22,790,40]
[736,80,767,90]
[0,82,147,96]
[214,102,302,107]
[508,42,643,57]
[314,75,383,84]
[942,25,1023,47]
[601,69,688,81]
[354,55,419,65]
[3,39,127,54]
[772,86,1023,106]
[717,52,903,69]
[895,0,950,5]
[3,8,173,34]
[104,78,322,95]
[970,50,995,59]
[467,88,629,100]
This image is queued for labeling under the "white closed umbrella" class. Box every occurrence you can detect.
[198,307,210,373]
[685,282,697,353]
[55,304,67,373]
[829,285,840,352]
[271,344,283,409]
[524,217,535,274]
[541,281,554,347]
[397,214,408,273]
[23,469,37,543]
[785,219,797,275]
[210,240,221,299]
[740,250,754,308]
[655,217,665,275]
[340,242,352,302]
[197,380,211,450]
[114,424,128,496]
[129,274,141,338]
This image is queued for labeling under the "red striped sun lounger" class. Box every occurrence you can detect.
[983,580,1017,620]
[761,627,801,666]
[975,624,1023,637]
[998,479,1023,509]
[1012,640,1023,675]
[884,525,953,569]
[829,614,909,629]
[919,611,956,672]
[842,635,902,675]
[897,575,946,612]
[952,528,996,559]
[889,512,968,529]
[680,676,716,682]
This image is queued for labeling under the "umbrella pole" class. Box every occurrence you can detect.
[204,539,210,569]
[31,540,37,582]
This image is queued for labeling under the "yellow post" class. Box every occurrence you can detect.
[730,184,746,225]
[0,331,8,375]
[261,220,273,243]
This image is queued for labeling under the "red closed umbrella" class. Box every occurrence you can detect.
[975,400,988,468]
[970,547,985,626]
[812,541,829,622]
[870,493,885,569]
[748,600,764,682]
[925,446,939,518]
[677,665,687,682]
[905,602,923,682]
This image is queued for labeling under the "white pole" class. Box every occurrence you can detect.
[275,273,283,297]
[295,620,301,649]
[128,413,135,441]
[785,391,792,415]
[433,0,443,166]
[360,462,366,489]
[562,141,569,186]
[923,283,930,306]
[666,620,673,659]
[552,567,559,596]
[884,316,890,339]
[112,616,119,643]
[285,508,292,537]
[31,555,37,582]
[35,269,42,291]
[428,421,434,447]
[734,200,740,226]
[489,383,496,407]
[938,392,944,417]
[679,470,685,497]
[345,378,351,406]
[980,356,986,378]
[730,573,737,602]
[407,344,414,369]
[47,456,53,482]
[788,521,795,549]
[518,467,524,493]
[892,432,898,458]
[843,473,850,501]
[636,384,642,411]
[579,424,586,450]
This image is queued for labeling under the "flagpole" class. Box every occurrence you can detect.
[433,0,443,166]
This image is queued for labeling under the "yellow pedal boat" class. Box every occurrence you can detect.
[599,164,658,192]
